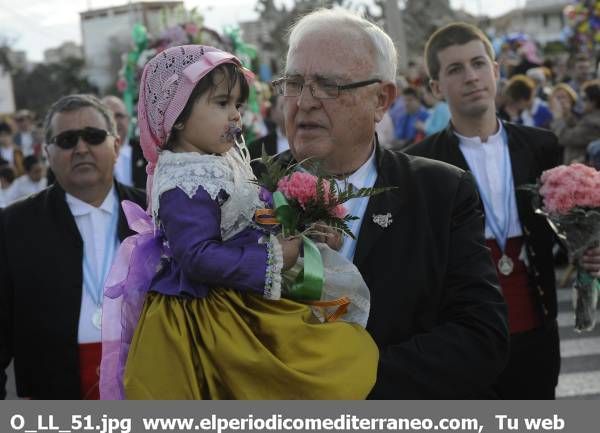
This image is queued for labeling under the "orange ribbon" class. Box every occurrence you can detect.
[306,296,351,322]
[254,208,280,226]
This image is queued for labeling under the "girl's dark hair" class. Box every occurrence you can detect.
[166,63,250,149]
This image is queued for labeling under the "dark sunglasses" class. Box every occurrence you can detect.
[49,127,112,149]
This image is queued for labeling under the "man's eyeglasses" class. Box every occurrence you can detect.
[49,127,112,149]
[272,77,381,99]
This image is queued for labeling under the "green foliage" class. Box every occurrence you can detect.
[254,154,396,239]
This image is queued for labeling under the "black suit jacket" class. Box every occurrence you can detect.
[248,132,278,160]
[0,182,146,399]
[255,146,509,398]
[406,122,561,324]
[129,137,148,190]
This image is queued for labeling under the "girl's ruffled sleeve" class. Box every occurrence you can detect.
[158,185,282,299]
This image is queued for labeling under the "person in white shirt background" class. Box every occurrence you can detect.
[101,96,133,187]
[0,165,15,208]
[6,155,47,204]
[12,110,41,157]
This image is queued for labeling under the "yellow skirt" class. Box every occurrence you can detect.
[124,289,378,399]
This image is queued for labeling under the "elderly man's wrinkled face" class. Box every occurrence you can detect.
[46,107,119,194]
[284,28,385,173]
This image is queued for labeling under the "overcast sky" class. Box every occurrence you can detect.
[0,0,526,62]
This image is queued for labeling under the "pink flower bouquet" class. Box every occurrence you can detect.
[252,152,393,327]
[532,163,600,331]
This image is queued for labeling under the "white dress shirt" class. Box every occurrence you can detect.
[0,146,16,165]
[66,186,119,343]
[0,186,12,208]
[456,122,522,242]
[6,175,47,203]
[114,138,133,187]
[16,132,35,156]
[335,146,378,261]
[276,128,290,154]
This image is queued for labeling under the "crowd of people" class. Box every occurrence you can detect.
[371,44,600,160]
[1,8,600,400]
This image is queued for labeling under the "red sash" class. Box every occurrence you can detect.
[486,237,542,334]
[78,342,101,400]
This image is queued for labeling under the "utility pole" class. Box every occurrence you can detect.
[384,0,407,73]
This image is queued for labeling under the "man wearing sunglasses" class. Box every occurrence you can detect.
[254,9,508,398]
[0,94,145,399]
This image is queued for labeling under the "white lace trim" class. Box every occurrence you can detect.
[151,149,263,240]
[263,234,283,300]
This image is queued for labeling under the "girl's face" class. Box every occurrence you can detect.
[174,70,244,155]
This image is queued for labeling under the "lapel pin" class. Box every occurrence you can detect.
[372,212,393,228]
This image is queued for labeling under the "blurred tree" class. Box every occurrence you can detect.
[255,0,465,75]
[12,57,98,118]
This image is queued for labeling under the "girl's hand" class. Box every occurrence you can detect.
[279,236,302,270]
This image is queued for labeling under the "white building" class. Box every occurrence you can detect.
[491,0,569,45]
[80,1,183,92]
[44,42,83,64]
[0,65,15,114]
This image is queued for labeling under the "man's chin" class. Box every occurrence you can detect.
[290,139,332,163]
[461,103,492,118]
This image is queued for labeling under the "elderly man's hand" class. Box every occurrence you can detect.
[310,223,344,251]
[580,246,600,277]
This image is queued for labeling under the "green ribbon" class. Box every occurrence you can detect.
[577,268,600,292]
[272,191,323,300]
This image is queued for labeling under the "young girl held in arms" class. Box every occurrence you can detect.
[100,45,377,399]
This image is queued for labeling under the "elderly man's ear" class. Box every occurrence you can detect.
[374,81,397,123]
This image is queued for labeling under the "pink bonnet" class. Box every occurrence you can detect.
[137,45,253,175]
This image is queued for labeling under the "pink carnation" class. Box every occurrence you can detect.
[331,204,347,218]
[277,172,331,209]
[116,78,127,92]
[540,163,600,214]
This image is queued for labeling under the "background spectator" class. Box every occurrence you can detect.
[551,80,600,164]
[12,110,42,157]
[0,122,24,176]
[393,87,429,149]
[0,165,15,208]
[6,155,47,203]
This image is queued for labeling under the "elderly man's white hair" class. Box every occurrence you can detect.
[287,8,398,82]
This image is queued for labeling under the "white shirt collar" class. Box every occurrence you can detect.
[66,185,117,217]
[343,144,377,189]
[454,120,504,147]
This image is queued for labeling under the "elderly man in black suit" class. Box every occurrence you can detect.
[263,9,509,398]
[406,22,600,399]
[0,94,145,399]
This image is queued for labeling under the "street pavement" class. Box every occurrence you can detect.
[556,285,600,399]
